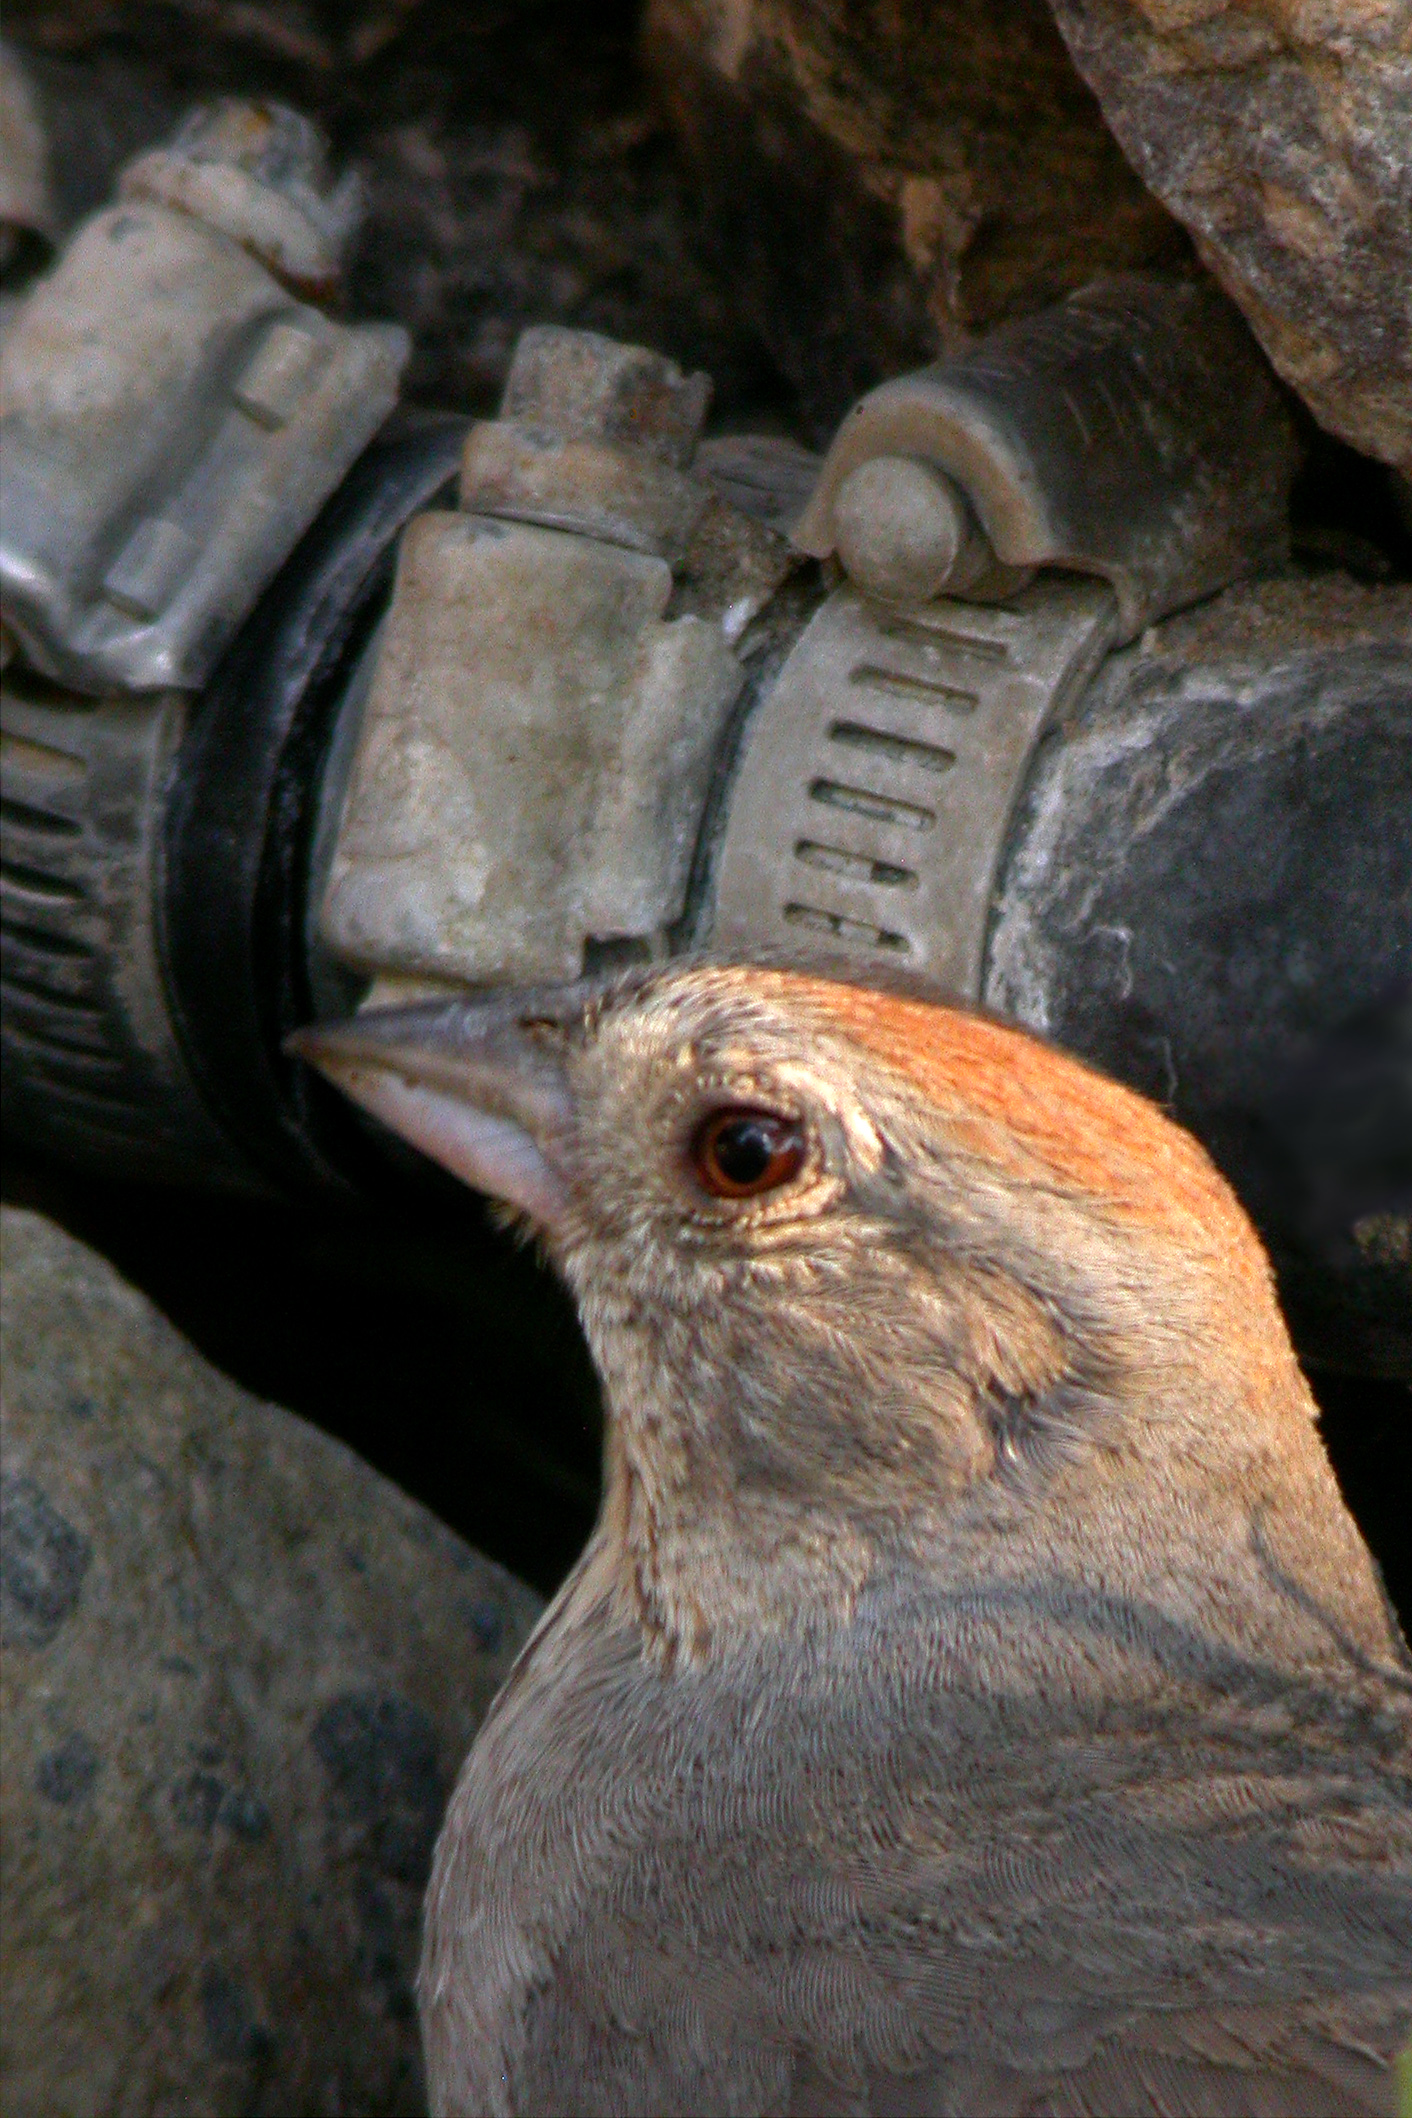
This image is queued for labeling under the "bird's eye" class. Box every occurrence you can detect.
[691,1107,806,1199]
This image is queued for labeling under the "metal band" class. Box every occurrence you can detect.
[709,574,1116,1001]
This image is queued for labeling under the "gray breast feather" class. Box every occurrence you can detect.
[421,1596,1412,2118]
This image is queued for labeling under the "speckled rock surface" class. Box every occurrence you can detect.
[1046,0,1412,471]
[0,1204,541,2118]
[643,0,1190,435]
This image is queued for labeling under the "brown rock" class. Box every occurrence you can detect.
[1046,0,1412,470]
[0,1204,540,2117]
[643,0,1190,435]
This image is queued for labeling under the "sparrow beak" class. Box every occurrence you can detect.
[288,991,579,1231]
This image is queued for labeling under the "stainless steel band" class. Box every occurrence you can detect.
[709,575,1117,1000]
[0,97,407,698]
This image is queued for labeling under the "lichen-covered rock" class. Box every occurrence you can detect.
[1046,0,1412,471]
[0,1204,541,2118]
[643,0,1190,435]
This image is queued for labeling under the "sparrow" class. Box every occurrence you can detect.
[292,964,1412,2117]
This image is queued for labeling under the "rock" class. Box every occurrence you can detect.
[643,0,1190,436]
[0,1204,541,2117]
[1045,0,1412,472]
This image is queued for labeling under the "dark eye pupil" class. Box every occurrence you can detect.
[691,1107,806,1198]
[714,1118,776,1186]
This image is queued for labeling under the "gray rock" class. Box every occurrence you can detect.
[0,1204,541,2118]
[1046,0,1412,471]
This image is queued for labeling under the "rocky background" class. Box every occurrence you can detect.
[1047,0,1412,476]
[1,7,1408,2108]
[643,0,1190,433]
[5,0,1408,604]
[2,1205,541,2115]
[7,0,1412,486]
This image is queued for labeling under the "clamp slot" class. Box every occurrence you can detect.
[710,575,1116,1000]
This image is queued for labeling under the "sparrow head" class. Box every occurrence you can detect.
[292,964,1380,1662]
